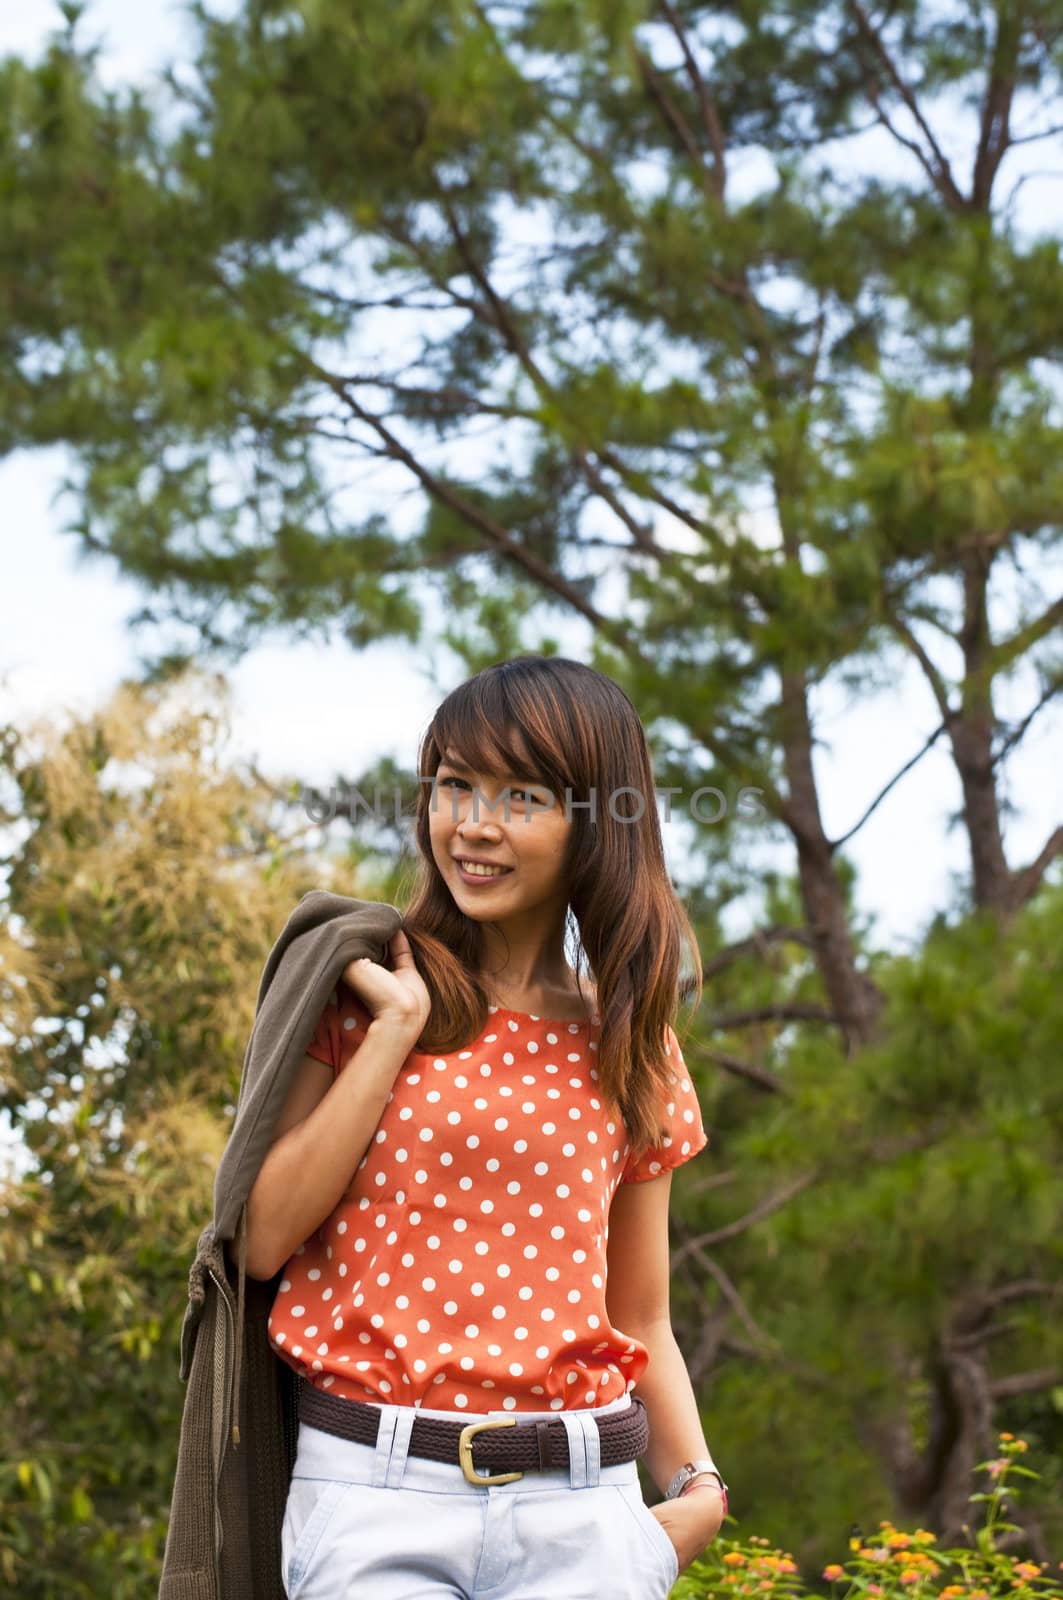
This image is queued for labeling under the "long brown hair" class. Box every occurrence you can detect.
[396,655,703,1168]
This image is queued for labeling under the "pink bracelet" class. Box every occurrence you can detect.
[678,1475,728,1517]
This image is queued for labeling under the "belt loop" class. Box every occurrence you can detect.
[579,1408,602,1485]
[557,1410,591,1488]
[371,1408,399,1488]
[385,1408,417,1488]
[534,1420,554,1471]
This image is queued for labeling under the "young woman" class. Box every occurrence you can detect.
[250,655,727,1598]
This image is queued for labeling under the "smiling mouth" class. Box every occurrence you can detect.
[455,858,514,878]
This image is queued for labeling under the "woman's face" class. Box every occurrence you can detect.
[428,743,573,925]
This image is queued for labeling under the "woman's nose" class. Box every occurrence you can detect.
[459,819,503,839]
[455,794,506,831]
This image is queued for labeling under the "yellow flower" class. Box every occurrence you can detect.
[887,1533,913,1549]
[899,1568,923,1585]
[823,1565,846,1581]
[1014,1564,1042,1580]
[723,1551,747,1567]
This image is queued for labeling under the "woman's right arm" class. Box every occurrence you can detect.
[243,1012,420,1281]
[244,927,430,1281]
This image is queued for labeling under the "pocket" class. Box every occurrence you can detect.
[282,1478,349,1597]
[613,1482,680,1588]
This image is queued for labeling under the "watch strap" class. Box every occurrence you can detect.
[666,1457,728,1500]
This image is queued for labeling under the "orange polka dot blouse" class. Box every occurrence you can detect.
[267,985,708,1413]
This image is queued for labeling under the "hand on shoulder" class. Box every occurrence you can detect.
[343,928,431,1037]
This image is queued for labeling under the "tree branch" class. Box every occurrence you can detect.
[1009,124,1063,146]
[700,924,815,980]
[972,5,1019,208]
[304,357,630,640]
[630,41,712,190]
[671,1170,820,1259]
[885,613,954,722]
[1008,824,1063,910]
[829,718,949,850]
[432,189,684,566]
[708,1001,839,1031]
[991,671,1063,768]
[989,1367,1062,1399]
[989,593,1063,677]
[593,442,761,581]
[844,0,968,210]
[677,1237,782,1356]
[693,1046,790,1096]
[655,0,727,197]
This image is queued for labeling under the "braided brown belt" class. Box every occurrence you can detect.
[297,1378,650,1487]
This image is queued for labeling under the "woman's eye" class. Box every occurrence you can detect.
[437,775,547,805]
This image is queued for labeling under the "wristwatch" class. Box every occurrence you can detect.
[666,1458,729,1516]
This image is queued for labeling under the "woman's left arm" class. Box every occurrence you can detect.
[633,1323,727,1567]
[606,1172,727,1574]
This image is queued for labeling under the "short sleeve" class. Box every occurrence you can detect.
[621,1025,708,1184]
[304,984,372,1077]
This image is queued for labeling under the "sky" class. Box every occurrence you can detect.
[1,0,1060,962]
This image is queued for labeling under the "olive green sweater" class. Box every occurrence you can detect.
[158,891,403,1599]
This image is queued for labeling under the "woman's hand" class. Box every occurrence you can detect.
[342,929,431,1039]
[651,1483,726,1577]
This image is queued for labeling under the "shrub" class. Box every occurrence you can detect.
[675,1434,1062,1600]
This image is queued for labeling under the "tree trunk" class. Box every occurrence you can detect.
[949,548,1015,912]
[779,668,886,1054]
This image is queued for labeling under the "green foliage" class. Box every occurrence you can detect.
[0,672,391,1597]
[2,0,1062,1588]
[673,1434,1063,1598]
[669,884,1063,1564]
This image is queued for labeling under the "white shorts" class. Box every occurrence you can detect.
[281,1389,679,1599]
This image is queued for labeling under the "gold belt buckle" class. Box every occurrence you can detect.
[458,1417,524,1486]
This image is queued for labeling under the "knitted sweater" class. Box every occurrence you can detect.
[158,891,404,1599]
